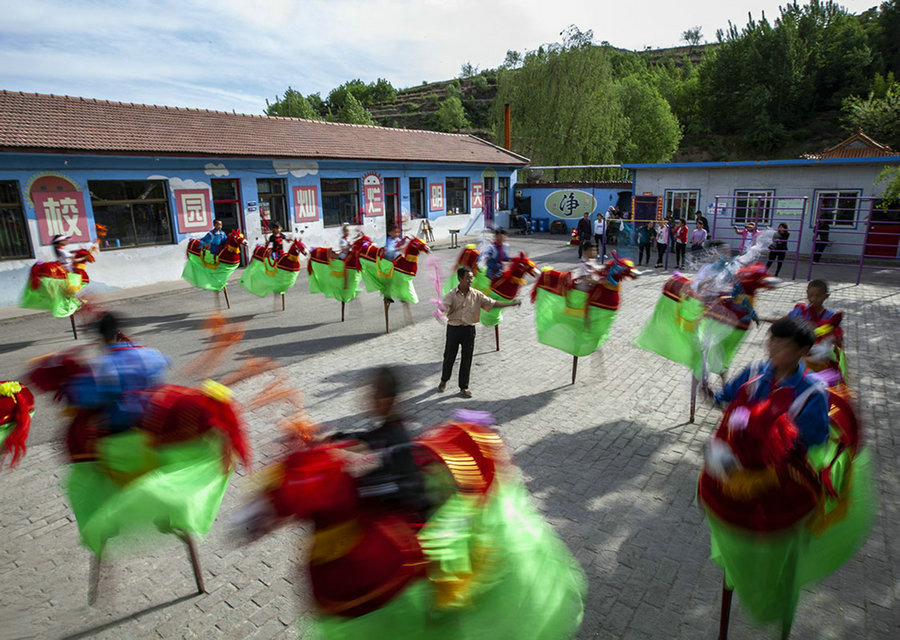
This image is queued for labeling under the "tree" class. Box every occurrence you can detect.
[682,26,703,49]
[265,87,319,119]
[369,78,397,104]
[435,96,469,132]
[502,50,522,69]
[875,165,900,204]
[614,75,683,162]
[335,93,376,125]
[842,82,900,148]
[460,61,479,78]
[328,79,370,112]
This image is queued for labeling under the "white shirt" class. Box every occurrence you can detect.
[593,218,606,235]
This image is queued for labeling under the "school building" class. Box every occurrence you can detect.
[0,90,527,306]
[623,131,900,265]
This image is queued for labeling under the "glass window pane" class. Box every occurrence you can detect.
[125,181,165,201]
[0,198,31,260]
[257,179,272,195]
[89,181,126,202]
[0,181,21,206]
[94,204,137,248]
[212,179,238,201]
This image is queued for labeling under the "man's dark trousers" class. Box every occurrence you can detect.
[441,324,476,389]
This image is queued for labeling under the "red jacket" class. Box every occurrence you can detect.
[675,225,689,244]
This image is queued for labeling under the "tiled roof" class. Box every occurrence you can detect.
[802,128,899,159]
[0,91,529,166]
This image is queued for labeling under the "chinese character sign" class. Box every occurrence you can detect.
[429,183,444,212]
[543,190,597,220]
[471,182,484,210]
[34,191,91,244]
[293,186,319,222]
[364,182,383,217]
[175,189,213,233]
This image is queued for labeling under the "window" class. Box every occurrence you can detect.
[446,177,469,215]
[498,177,510,210]
[321,178,360,227]
[817,190,860,227]
[0,181,31,260]
[384,178,399,231]
[211,179,242,233]
[257,178,287,232]
[734,190,774,225]
[664,190,699,221]
[409,177,426,218]
[88,180,172,250]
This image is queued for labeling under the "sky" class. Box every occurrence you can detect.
[0,0,881,115]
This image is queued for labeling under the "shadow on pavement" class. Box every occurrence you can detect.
[60,592,201,640]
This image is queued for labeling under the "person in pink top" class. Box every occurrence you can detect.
[732,221,758,252]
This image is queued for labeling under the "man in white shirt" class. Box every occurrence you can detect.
[438,267,521,397]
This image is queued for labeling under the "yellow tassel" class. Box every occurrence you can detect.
[721,467,780,500]
[201,379,233,403]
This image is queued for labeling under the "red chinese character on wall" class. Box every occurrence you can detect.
[175,189,212,233]
[28,174,91,244]
[363,172,383,217]
[429,183,444,212]
[472,182,484,209]
[293,186,319,222]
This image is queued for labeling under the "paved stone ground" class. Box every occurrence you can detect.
[0,235,897,639]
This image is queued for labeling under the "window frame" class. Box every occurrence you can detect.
[409,177,426,219]
[813,189,862,229]
[321,178,361,227]
[498,177,510,210]
[0,181,32,260]
[663,189,700,222]
[445,177,469,215]
[88,179,173,251]
[256,178,288,233]
[732,189,776,226]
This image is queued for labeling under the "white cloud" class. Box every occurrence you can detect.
[273,160,319,178]
[0,0,881,113]
[204,163,229,177]
[147,175,211,191]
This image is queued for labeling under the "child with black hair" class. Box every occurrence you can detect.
[711,316,829,448]
[788,279,845,378]
[267,223,287,260]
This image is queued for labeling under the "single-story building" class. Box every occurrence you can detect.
[623,131,900,261]
[0,90,528,306]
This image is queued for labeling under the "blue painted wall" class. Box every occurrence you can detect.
[516,183,632,232]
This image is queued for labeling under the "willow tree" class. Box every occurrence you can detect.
[492,26,679,180]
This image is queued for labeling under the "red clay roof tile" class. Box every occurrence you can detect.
[0,90,529,166]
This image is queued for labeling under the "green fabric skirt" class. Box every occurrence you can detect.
[704,440,876,629]
[66,430,232,557]
[308,260,362,303]
[361,258,418,303]
[239,258,300,297]
[635,294,746,377]
[315,477,585,639]
[181,251,240,291]
[534,288,616,357]
[19,273,83,318]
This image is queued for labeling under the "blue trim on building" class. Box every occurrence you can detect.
[622,156,900,170]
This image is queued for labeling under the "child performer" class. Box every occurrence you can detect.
[788,279,845,379]
[267,223,287,260]
[482,226,510,281]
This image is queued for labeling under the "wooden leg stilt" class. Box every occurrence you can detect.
[690,377,698,424]
[70,314,78,340]
[383,299,390,334]
[495,325,500,351]
[571,356,578,385]
[718,577,733,640]
[281,293,285,311]
[341,301,345,322]
[223,287,231,309]
[177,531,206,594]
[88,555,101,606]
